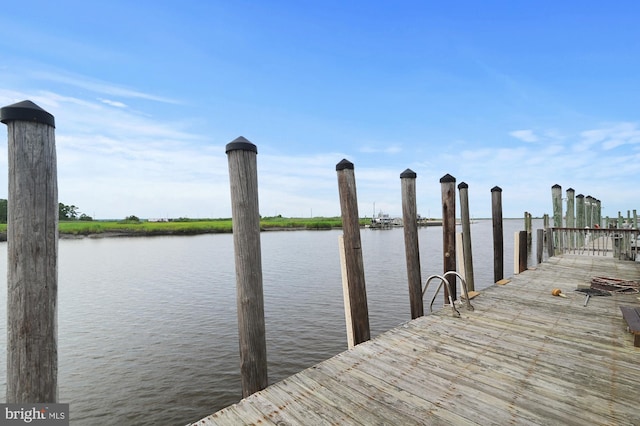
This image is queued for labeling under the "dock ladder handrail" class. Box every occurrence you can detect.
[422,271,474,317]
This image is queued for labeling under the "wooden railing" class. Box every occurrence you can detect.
[550,227,639,260]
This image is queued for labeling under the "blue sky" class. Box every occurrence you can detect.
[0,1,638,219]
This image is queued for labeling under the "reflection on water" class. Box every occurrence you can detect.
[0,219,540,425]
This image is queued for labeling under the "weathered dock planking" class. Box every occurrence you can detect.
[191,255,640,425]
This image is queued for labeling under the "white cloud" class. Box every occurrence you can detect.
[29,70,180,104]
[99,98,127,108]
[578,122,640,151]
[509,129,538,143]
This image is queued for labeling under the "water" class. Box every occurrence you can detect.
[0,219,541,425]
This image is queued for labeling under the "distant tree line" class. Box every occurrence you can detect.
[0,199,6,223]
[0,200,93,223]
[58,202,93,221]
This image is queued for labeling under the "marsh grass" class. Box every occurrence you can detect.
[0,217,370,237]
[57,219,234,235]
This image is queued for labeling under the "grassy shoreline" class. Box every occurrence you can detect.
[0,217,362,239]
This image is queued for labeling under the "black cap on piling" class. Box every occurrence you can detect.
[440,174,456,183]
[336,159,354,171]
[400,168,416,179]
[552,184,561,189]
[576,194,584,199]
[491,186,502,192]
[0,100,55,128]
[458,182,468,189]
[225,136,257,154]
[567,188,575,192]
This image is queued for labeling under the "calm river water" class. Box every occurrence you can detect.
[0,219,542,425]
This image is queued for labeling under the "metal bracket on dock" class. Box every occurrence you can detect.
[423,271,474,318]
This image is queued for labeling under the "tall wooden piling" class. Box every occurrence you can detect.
[491,186,504,283]
[440,174,457,301]
[566,188,575,249]
[400,169,423,318]
[552,184,562,227]
[458,182,475,292]
[585,196,594,228]
[336,159,370,345]
[575,194,585,247]
[524,211,532,246]
[576,194,585,227]
[552,184,562,254]
[566,188,575,228]
[226,137,268,398]
[2,100,58,403]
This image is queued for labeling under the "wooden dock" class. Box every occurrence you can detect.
[191,255,640,425]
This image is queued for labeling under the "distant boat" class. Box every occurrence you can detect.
[367,212,401,229]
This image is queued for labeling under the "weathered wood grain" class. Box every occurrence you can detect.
[491,186,503,283]
[401,169,423,318]
[458,182,475,292]
[5,112,58,403]
[336,159,370,345]
[440,174,456,301]
[226,138,268,397]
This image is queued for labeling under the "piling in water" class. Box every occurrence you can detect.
[440,174,457,301]
[458,182,475,292]
[226,137,268,397]
[336,159,370,346]
[400,169,423,318]
[491,186,504,283]
[2,100,58,403]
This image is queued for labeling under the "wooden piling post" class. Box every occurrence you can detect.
[576,194,585,248]
[552,184,562,254]
[2,100,58,403]
[566,188,575,228]
[546,227,554,258]
[226,137,268,397]
[586,196,594,228]
[336,159,370,345]
[514,231,527,274]
[524,211,532,246]
[440,174,456,301]
[536,229,545,264]
[458,182,475,292]
[400,169,423,319]
[552,184,563,227]
[566,188,575,249]
[491,186,504,283]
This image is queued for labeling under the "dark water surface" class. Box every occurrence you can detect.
[0,219,541,425]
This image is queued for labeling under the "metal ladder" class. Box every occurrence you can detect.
[422,271,474,317]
